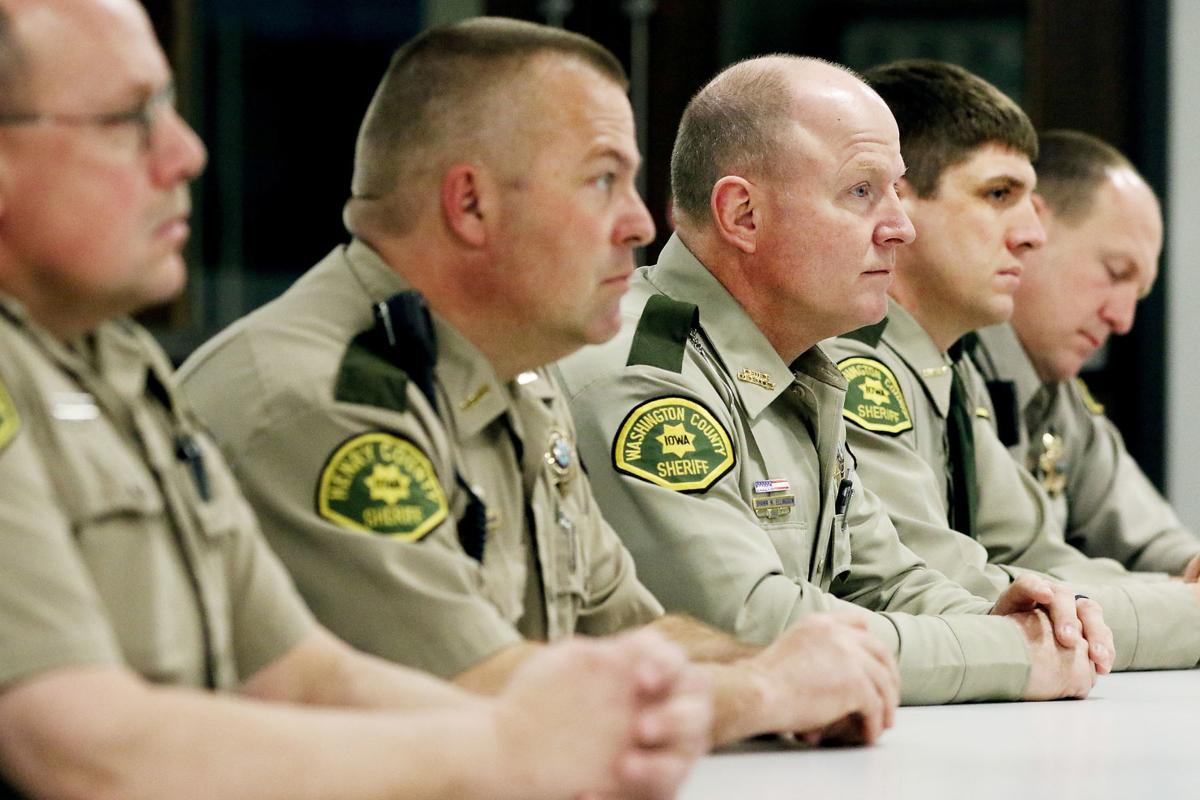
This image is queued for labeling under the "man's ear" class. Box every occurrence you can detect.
[441,163,489,247]
[711,176,757,254]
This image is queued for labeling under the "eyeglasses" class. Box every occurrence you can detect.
[0,83,177,152]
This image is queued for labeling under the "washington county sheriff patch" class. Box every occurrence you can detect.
[0,376,19,453]
[837,357,913,435]
[316,432,448,540]
[612,396,734,492]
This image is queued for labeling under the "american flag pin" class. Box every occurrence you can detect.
[753,478,791,494]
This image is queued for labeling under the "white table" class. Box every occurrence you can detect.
[680,671,1200,799]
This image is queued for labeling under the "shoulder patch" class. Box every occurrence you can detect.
[612,396,734,492]
[1074,378,1105,415]
[837,357,913,435]
[316,432,448,540]
[0,376,18,453]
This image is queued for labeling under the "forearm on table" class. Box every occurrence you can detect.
[0,667,525,800]
[241,627,477,711]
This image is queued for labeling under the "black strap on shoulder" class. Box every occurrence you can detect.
[839,318,889,348]
[455,474,487,562]
[334,291,438,412]
[626,294,698,373]
[334,290,488,561]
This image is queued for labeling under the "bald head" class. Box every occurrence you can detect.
[345,17,626,239]
[670,55,887,228]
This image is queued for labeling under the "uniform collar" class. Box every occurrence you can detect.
[343,237,410,305]
[434,315,513,438]
[973,322,1046,416]
[880,298,955,418]
[645,234,798,419]
[0,290,162,405]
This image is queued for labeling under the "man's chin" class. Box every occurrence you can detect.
[132,257,189,316]
[979,296,1015,327]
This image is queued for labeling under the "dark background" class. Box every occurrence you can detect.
[141,0,1171,490]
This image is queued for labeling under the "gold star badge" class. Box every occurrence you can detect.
[656,423,697,459]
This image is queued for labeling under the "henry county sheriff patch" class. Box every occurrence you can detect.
[0,376,19,453]
[316,432,448,540]
[612,396,734,492]
[837,357,913,435]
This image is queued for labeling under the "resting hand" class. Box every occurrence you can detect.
[745,613,899,746]
[993,574,1113,674]
[497,629,712,800]
[1012,609,1096,700]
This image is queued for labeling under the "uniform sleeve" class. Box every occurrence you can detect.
[182,340,522,680]
[1062,384,1200,574]
[565,364,1031,705]
[0,389,123,687]
[839,405,1016,602]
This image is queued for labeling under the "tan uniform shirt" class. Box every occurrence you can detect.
[825,301,1200,670]
[559,235,1037,705]
[972,322,1200,575]
[0,297,313,693]
[178,240,661,679]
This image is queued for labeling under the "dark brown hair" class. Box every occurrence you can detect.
[864,59,1037,198]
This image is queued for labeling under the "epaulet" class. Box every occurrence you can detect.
[334,291,436,412]
[626,294,699,373]
[838,318,889,348]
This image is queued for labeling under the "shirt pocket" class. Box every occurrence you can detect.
[62,424,207,685]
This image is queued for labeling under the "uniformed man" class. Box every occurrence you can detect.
[971,130,1200,580]
[0,2,715,798]
[823,60,1200,673]
[180,18,903,745]
[559,54,1110,706]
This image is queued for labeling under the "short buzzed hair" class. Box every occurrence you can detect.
[669,57,802,225]
[864,59,1037,198]
[1034,130,1141,225]
[346,16,626,235]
